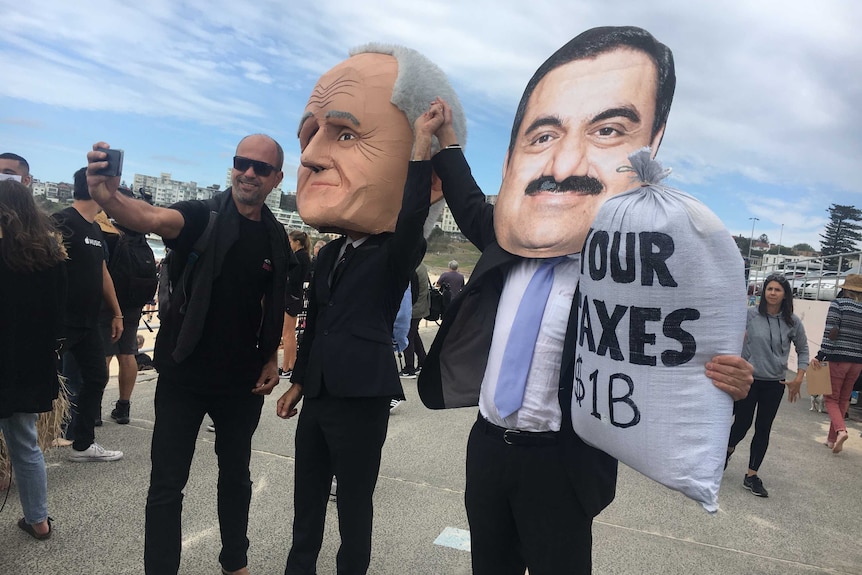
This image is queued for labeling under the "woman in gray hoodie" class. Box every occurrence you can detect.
[726,274,808,498]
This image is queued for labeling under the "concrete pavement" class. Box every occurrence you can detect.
[2,323,861,575]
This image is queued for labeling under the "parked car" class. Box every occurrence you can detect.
[799,277,845,301]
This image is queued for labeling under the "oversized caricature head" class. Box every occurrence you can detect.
[296,44,466,236]
[494,26,676,257]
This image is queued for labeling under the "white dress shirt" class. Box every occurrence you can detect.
[479,255,580,432]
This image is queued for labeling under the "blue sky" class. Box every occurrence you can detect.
[2,0,860,250]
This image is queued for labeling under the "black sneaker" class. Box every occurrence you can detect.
[279,368,292,379]
[94,417,103,427]
[743,474,768,497]
[399,368,417,379]
[110,401,130,425]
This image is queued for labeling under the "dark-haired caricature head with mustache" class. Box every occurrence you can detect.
[494,26,675,257]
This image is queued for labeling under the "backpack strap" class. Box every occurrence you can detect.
[177,210,218,314]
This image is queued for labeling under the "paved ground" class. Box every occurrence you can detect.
[2,323,861,575]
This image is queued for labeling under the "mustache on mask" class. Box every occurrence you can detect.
[524,175,604,196]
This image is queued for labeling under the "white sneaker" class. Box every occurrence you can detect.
[68,442,123,462]
[389,399,403,413]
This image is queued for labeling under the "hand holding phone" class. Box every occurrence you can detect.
[96,147,124,177]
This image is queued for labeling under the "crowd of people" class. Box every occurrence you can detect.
[0,24,859,575]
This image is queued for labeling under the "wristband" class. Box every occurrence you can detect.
[114,315,124,320]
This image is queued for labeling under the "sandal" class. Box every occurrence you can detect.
[17,517,52,540]
[833,431,848,454]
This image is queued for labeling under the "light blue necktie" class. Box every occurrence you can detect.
[494,258,563,419]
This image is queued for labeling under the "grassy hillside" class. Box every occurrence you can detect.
[423,235,480,281]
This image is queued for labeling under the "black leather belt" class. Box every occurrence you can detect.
[477,415,558,446]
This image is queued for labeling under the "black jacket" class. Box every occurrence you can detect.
[293,161,429,398]
[0,256,66,417]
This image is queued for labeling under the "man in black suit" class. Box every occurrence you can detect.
[418,27,753,575]
[276,44,466,575]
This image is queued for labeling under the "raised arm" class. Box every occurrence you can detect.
[86,143,185,239]
[431,101,496,251]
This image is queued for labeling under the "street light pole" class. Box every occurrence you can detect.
[778,223,784,255]
[747,217,760,264]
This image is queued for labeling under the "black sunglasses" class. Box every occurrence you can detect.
[765,274,787,283]
[233,156,277,177]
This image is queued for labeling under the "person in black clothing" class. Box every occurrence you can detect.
[281,230,312,378]
[100,186,155,424]
[401,262,430,377]
[53,167,125,462]
[276,43,464,575]
[86,134,292,575]
[0,178,67,540]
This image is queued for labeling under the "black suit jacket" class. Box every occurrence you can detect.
[293,162,430,398]
[417,148,618,519]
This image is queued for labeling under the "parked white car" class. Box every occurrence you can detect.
[799,277,845,300]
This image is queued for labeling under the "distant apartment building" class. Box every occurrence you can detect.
[29,179,69,201]
[133,173,204,206]
[438,203,460,233]
[435,195,497,234]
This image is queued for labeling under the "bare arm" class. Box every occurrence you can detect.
[412,97,446,160]
[86,142,186,239]
[102,261,124,343]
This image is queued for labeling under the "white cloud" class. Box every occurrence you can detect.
[2,0,861,245]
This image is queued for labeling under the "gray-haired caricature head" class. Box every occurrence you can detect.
[296,44,465,236]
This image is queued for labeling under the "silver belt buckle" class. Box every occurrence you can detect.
[503,429,521,445]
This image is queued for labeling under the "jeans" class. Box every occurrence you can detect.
[0,413,49,525]
[144,380,264,575]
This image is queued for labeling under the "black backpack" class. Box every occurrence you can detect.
[425,280,447,322]
[109,231,159,309]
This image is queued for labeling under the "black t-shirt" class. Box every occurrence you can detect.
[155,200,273,393]
[52,207,106,329]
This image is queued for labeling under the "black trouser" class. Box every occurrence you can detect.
[403,318,426,372]
[728,378,785,472]
[144,380,264,575]
[61,326,109,451]
[465,417,592,575]
[285,395,391,575]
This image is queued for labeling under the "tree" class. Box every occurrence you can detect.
[820,204,862,270]
[758,233,769,244]
[793,243,815,253]
[733,235,751,259]
[766,246,794,255]
[427,226,449,253]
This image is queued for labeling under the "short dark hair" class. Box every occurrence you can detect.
[0,152,30,175]
[507,26,676,158]
[73,167,91,200]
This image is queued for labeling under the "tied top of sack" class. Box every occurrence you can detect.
[618,147,672,188]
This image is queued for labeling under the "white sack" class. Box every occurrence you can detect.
[572,148,746,513]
